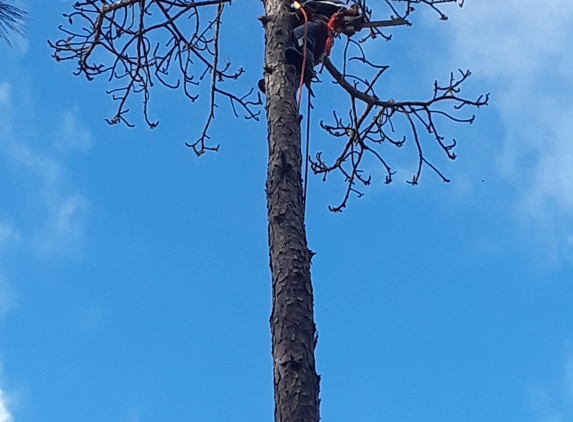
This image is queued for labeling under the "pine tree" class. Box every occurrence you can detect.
[0,0,26,46]
[50,1,487,420]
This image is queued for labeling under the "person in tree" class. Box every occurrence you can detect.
[260,0,362,93]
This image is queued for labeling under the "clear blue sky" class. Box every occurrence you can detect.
[1,1,573,421]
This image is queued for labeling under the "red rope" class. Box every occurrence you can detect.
[325,11,341,57]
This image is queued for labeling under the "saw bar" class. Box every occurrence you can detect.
[340,16,411,35]
[360,18,410,29]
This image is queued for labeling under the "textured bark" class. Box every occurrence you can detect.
[261,1,320,421]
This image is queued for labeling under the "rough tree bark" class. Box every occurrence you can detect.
[261,1,320,421]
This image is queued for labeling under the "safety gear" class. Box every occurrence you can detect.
[301,0,346,18]
[259,1,363,95]
[287,18,329,87]
[286,0,347,88]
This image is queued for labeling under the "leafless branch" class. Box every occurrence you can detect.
[310,0,486,212]
[49,0,261,150]
[51,0,485,209]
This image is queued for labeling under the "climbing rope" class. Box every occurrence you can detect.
[294,1,309,105]
[293,2,311,212]
[303,92,311,213]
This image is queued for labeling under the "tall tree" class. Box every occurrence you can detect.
[50,1,487,421]
[261,2,319,420]
[0,0,26,46]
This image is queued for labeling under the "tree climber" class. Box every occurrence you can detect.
[259,0,363,94]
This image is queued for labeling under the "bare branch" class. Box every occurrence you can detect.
[50,0,261,148]
[313,16,487,211]
[51,0,484,213]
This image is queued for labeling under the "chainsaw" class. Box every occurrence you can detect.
[341,15,410,36]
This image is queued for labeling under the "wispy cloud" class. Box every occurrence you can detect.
[0,388,13,422]
[0,82,91,257]
[127,406,142,422]
[0,79,93,422]
[444,0,573,263]
[0,223,19,253]
[32,194,89,257]
[530,354,573,422]
[57,108,94,155]
[0,83,9,104]
[566,356,573,403]
[0,271,16,321]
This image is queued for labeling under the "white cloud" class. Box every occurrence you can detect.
[127,406,142,422]
[0,84,9,105]
[566,236,573,267]
[0,223,19,253]
[0,272,16,321]
[530,354,573,422]
[445,0,573,263]
[566,355,573,403]
[0,389,13,422]
[32,194,89,257]
[0,82,91,257]
[57,109,93,154]
[3,137,63,190]
[0,79,93,422]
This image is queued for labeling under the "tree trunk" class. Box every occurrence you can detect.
[262,1,320,421]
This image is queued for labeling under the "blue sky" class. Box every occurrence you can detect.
[1,1,573,421]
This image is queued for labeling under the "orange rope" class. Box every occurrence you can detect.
[294,2,311,212]
[297,5,309,105]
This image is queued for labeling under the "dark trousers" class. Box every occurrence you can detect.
[291,20,326,70]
